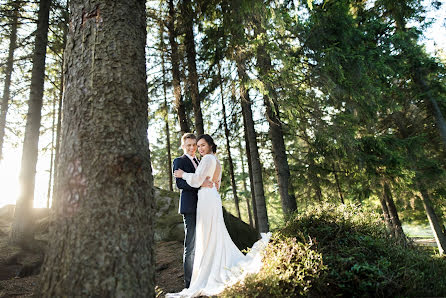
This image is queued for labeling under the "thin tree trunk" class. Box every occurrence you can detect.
[236,61,269,232]
[218,63,241,219]
[383,181,406,243]
[181,0,203,135]
[379,192,394,237]
[413,71,446,149]
[38,1,154,295]
[254,23,297,217]
[10,0,51,246]
[47,92,57,208]
[238,136,254,228]
[0,0,21,160]
[333,163,345,204]
[159,20,173,191]
[390,10,446,150]
[308,156,322,202]
[167,0,189,134]
[418,182,446,256]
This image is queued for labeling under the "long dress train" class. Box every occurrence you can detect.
[167,154,270,297]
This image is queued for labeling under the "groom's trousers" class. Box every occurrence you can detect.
[183,212,196,288]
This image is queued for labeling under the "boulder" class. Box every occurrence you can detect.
[154,188,259,250]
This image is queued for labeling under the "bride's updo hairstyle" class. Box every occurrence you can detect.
[197,134,217,153]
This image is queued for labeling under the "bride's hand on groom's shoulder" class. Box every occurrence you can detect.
[174,169,184,178]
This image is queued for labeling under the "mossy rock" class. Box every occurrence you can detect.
[154,188,259,248]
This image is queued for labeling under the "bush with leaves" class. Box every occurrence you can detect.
[221,233,326,297]
[223,203,446,297]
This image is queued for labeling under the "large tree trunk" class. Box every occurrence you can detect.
[38,1,155,295]
[181,0,204,135]
[0,0,22,160]
[167,0,189,134]
[254,22,297,217]
[159,20,173,191]
[418,182,446,256]
[383,181,407,243]
[10,0,51,246]
[218,64,241,219]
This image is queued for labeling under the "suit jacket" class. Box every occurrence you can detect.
[173,154,199,214]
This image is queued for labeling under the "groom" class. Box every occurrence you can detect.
[173,133,212,288]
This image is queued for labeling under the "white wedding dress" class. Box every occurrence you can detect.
[167,154,270,298]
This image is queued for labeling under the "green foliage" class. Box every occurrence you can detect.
[221,233,326,297]
[223,203,446,297]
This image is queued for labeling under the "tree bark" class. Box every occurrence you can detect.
[159,20,173,191]
[10,0,51,246]
[383,181,406,243]
[236,65,269,232]
[38,1,155,295]
[378,192,394,237]
[308,154,322,202]
[254,22,297,217]
[47,86,58,208]
[52,3,68,203]
[413,70,446,150]
[181,0,204,135]
[389,7,446,150]
[333,163,345,204]
[218,63,241,219]
[229,1,269,232]
[167,0,189,134]
[0,0,21,160]
[238,135,254,228]
[418,182,446,256]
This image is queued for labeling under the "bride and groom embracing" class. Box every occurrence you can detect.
[168,133,270,297]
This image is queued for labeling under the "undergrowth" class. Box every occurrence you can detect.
[221,203,446,297]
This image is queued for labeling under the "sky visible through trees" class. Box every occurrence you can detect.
[0,0,444,219]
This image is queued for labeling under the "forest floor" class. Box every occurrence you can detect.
[0,205,184,297]
[0,204,437,297]
[0,236,185,297]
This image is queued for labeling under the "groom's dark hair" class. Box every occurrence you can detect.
[181,133,196,145]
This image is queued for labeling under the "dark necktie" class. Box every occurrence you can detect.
[193,157,199,167]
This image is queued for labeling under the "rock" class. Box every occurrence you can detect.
[154,188,259,250]
[153,188,184,242]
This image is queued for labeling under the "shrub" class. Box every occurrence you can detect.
[223,203,446,297]
[221,233,326,297]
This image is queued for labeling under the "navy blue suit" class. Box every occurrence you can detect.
[173,155,199,214]
[173,154,199,288]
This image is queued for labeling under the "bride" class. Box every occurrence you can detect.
[169,134,270,297]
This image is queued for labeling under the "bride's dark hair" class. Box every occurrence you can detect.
[197,134,217,153]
